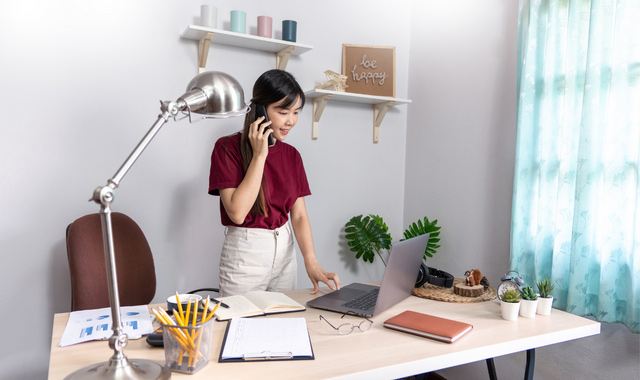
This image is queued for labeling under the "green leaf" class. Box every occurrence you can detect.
[400,216,442,261]
[344,215,392,264]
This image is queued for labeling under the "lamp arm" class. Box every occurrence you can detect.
[89,99,183,359]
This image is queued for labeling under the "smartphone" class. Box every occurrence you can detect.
[255,104,275,146]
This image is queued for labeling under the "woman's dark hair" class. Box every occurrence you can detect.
[240,69,305,217]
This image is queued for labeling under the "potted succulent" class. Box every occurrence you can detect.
[519,286,538,318]
[535,278,556,315]
[500,288,521,321]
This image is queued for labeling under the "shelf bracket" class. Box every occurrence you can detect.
[373,101,395,143]
[198,32,214,74]
[311,94,332,140]
[276,46,295,71]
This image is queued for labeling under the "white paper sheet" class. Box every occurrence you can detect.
[221,317,313,360]
[59,305,153,347]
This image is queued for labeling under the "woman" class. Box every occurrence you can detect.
[209,69,340,297]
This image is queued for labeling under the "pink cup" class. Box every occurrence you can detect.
[257,16,272,38]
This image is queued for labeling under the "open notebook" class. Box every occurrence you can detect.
[213,291,305,321]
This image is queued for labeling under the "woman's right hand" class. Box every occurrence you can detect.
[248,116,273,158]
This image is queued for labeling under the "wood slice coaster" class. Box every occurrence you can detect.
[412,278,497,303]
[454,283,484,297]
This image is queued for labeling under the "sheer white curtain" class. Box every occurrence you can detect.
[512,0,640,332]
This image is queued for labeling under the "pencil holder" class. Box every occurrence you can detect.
[162,317,215,374]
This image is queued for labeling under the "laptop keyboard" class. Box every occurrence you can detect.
[341,288,379,310]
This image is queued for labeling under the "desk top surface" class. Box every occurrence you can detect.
[48,287,600,380]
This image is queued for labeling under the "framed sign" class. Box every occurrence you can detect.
[342,44,396,97]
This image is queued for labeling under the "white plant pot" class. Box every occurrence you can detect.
[501,301,521,321]
[520,299,538,318]
[537,296,554,315]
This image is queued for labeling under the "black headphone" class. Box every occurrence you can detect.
[415,263,454,288]
[501,270,525,286]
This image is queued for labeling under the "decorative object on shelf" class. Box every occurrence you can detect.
[413,278,497,303]
[282,20,297,42]
[64,71,248,380]
[315,70,349,92]
[519,286,538,318]
[181,25,313,72]
[535,278,556,315]
[497,270,525,300]
[342,44,396,97]
[500,288,521,321]
[200,5,217,28]
[230,10,246,33]
[257,15,272,38]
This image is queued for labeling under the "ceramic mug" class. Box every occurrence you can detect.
[257,16,272,38]
[231,10,246,33]
[282,20,297,42]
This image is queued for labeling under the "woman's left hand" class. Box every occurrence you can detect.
[305,260,341,294]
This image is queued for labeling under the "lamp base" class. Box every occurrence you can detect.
[64,356,171,380]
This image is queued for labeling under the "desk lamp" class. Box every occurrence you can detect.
[66,71,248,380]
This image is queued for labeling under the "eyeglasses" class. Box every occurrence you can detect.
[319,314,373,335]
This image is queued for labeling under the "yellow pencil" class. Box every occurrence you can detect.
[156,308,203,360]
[152,309,191,352]
[202,296,211,322]
[175,292,185,322]
[185,297,192,323]
[203,301,220,323]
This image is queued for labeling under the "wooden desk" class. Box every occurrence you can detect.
[48,288,600,380]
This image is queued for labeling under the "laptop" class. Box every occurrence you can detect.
[307,234,429,317]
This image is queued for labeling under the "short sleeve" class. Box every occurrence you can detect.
[209,134,244,196]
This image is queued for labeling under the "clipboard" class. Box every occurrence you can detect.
[218,317,315,362]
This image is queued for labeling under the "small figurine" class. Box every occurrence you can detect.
[465,269,483,286]
[315,70,349,92]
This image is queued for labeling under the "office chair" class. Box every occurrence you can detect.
[66,212,158,311]
[65,212,219,311]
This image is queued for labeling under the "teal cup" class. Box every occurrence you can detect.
[230,10,246,33]
[282,20,297,42]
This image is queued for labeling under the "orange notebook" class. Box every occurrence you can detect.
[383,310,473,343]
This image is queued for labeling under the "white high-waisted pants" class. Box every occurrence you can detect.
[218,223,297,297]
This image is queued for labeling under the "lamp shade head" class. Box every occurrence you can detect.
[178,71,248,120]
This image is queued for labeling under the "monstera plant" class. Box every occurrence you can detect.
[344,214,441,265]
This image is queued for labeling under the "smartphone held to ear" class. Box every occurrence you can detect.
[255,104,275,146]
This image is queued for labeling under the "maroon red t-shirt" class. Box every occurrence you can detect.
[208,132,311,229]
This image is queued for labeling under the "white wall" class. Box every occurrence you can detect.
[0,1,411,378]
[0,1,516,378]
[406,0,518,286]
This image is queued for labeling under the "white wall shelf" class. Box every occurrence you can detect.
[304,89,412,143]
[181,25,313,72]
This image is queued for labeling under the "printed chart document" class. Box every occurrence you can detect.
[214,291,305,321]
[59,305,153,347]
[219,317,314,362]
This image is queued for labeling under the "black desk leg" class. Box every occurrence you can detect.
[486,358,498,380]
[524,349,535,380]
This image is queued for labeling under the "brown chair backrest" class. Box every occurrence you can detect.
[66,212,157,311]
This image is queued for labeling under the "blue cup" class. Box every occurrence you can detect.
[230,10,246,33]
[282,20,297,42]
